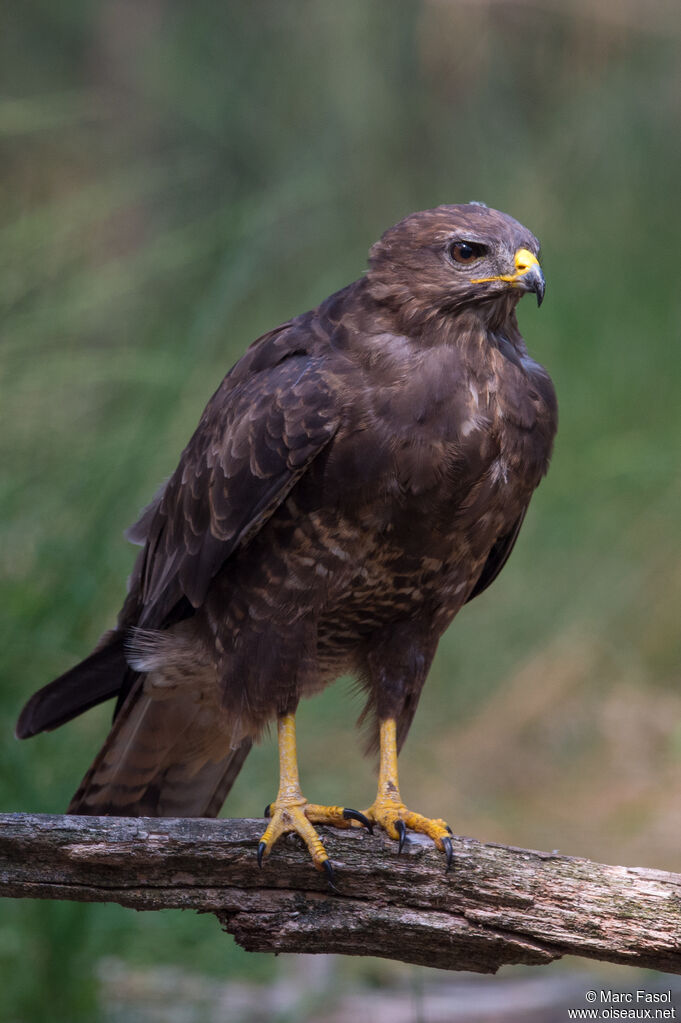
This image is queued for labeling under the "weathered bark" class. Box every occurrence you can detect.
[0,813,679,975]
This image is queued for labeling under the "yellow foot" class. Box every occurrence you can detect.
[258,800,372,888]
[365,797,454,871]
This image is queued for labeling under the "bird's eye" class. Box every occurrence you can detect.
[449,240,487,265]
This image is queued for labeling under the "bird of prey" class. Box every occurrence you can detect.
[17,203,557,884]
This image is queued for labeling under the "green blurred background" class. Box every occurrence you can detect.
[1,0,680,1019]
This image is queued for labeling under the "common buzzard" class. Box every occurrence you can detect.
[17,203,557,884]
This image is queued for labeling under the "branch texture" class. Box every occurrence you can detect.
[1,813,679,974]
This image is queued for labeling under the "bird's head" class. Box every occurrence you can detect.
[367,203,545,332]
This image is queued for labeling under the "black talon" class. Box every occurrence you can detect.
[445,824,453,835]
[442,836,453,873]
[342,807,374,833]
[395,819,407,854]
[263,804,271,819]
[322,859,340,894]
[257,841,267,869]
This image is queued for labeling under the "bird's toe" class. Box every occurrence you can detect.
[366,797,453,867]
[257,798,369,877]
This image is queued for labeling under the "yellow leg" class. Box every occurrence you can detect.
[257,713,371,885]
[364,718,453,870]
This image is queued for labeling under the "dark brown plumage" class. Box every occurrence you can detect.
[17,204,557,871]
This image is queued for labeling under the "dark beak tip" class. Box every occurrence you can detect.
[531,268,546,308]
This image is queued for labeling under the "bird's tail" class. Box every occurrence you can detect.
[15,632,128,739]
[67,678,252,817]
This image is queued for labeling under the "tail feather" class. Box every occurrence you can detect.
[16,633,128,739]
[151,739,252,818]
[68,679,251,817]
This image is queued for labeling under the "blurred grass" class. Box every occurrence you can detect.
[1,0,680,1019]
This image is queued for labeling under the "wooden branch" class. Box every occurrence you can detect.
[1,813,679,975]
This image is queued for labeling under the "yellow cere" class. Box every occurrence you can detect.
[472,246,540,285]
[513,248,539,274]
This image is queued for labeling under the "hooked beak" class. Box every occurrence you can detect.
[472,247,546,307]
[514,248,545,307]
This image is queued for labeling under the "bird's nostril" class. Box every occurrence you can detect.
[514,247,538,274]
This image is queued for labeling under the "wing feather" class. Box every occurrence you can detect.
[124,330,340,631]
[466,509,527,603]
